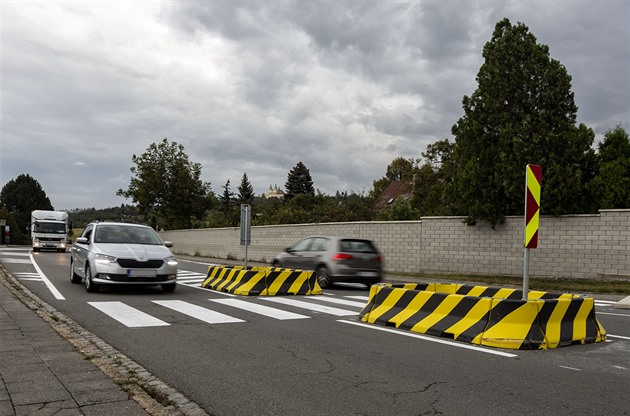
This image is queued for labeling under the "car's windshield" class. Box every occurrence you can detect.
[33,221,66,234]
[94,225,163,245]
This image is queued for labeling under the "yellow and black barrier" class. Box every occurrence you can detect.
[359,283,606,350]
[201,265,322,296]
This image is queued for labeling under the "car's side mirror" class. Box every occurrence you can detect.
[284,247,292,253]
[164,241,173,248]
[76,237,88,244]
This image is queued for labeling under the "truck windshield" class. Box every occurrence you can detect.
[34,222,66,234]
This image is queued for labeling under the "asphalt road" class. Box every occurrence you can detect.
[1,247,629,415]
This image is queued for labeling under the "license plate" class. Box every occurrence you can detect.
[127,269,157,278]
[356,271,377,278]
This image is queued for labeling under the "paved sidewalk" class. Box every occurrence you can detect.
[0,278,153,416]
[0,267,207,416]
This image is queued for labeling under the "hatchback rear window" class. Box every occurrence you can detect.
[339,239,377,253]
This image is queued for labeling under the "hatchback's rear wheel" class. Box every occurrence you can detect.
[316,266,332,289]
[85,265,99,293]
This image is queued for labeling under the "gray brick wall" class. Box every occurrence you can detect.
[159,209,630,279]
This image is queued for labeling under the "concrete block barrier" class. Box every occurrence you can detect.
[201,265,322,296]
[202,266,267,295]
[359,283,606,350]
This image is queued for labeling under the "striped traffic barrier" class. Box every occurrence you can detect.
[201,265,322,296]
[201,266,267,296]
[359,283,606,350]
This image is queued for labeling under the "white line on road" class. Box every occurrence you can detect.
[0,258,33,263]
[88,301,170,327]
[261,297,359,316]
[598,312,630,317]
[30,253,65,300]
[210,298,310,320]
[337,320,518,358]
[607,334,630,340]
[152,300,245,324]
[314,296,368,308]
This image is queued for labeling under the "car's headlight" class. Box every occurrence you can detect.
[166,256,178,267]
[94,254,117,264]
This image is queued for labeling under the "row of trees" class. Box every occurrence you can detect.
[2,18,629,240]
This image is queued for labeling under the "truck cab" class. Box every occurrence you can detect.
[31,210,69,252]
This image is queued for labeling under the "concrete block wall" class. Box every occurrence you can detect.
[159,209,630,280]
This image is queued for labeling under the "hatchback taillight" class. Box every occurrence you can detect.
[375,255,383,262]
[332,253,353,260]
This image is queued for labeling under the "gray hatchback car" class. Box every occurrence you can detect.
[70,222,178,293]
[272,236,383,288]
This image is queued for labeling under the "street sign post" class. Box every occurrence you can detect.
[523,164,542,300]
[240,204,251,269]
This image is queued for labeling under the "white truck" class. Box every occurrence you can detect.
[31,210,70,252]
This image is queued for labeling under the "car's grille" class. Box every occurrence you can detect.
[116,259,164,268]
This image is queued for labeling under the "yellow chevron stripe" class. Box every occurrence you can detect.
[410,295,461,333]
[446,297,494,339]
[363,289,407,323]
[479,300,540,349]
[388,291,433,327]
[527,166,541,205]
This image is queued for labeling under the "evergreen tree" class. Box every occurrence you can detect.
[285,161,315,199]
[237,173,255,204]
[220,179,235,212]
[451,18,596,226]
[591,125,630,209]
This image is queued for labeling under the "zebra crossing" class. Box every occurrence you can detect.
[88,292,370,328]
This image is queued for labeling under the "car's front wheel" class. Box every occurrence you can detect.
[85,264,99,293]
[70,260,81,284]
[315,265,332,289]
[162,283,176,293]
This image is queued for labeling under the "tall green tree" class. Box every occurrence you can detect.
[0,174,54,244]
[591,125,630,209]
[451,18,596,226]
[117,138,213,230]
[285,161,314,199]
[237,173,255,204]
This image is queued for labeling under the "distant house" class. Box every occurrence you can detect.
[373,177,415,213]
[265,185,285,199]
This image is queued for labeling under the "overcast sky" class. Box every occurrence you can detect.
[1,1,628,211]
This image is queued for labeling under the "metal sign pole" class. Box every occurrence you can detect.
[522,248,530,300]
[240,204,251,269]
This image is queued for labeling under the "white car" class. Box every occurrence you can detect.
[70,222,178,293]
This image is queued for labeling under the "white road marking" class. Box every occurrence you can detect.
[607,334,630,340]
[0,258,33,264]
[345,295,370,302]
[30,253,65,300]
[210,298,310,320]
[560,366,581,371]
[261,297,359,316]
[314,296,367,308]
[152,300,245,324]
[338,320,518,358]
[88,301,170,327]
[598,312,630,318]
